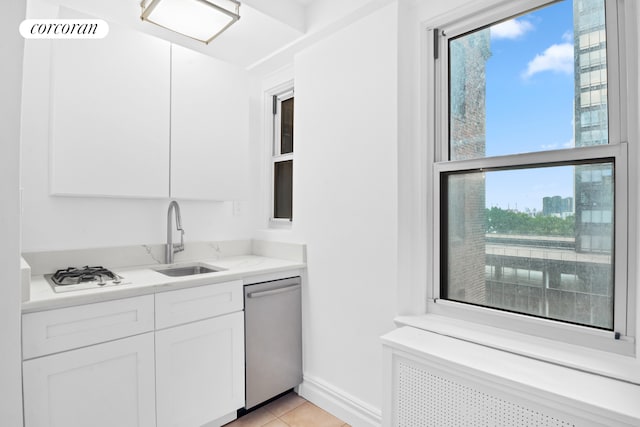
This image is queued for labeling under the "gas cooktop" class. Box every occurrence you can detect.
[45,266,130,293]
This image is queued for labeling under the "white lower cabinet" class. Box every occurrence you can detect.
[22,282,246,427]
[23,333,156,427]
[155,311,245,427]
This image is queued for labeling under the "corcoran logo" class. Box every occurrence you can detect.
[20,19,109,39]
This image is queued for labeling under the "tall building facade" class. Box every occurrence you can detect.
[574,0,614,254]
[543,196,574,218]
[446,29,491,304]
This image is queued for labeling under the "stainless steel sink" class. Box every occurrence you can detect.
[155,263,220,277]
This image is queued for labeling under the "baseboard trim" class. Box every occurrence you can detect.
[297,375,382,427]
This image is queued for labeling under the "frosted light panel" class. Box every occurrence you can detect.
[280,98,294,154]
[274,160,293,220]
[143,0,238,43]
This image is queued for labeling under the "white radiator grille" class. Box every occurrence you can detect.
[396,360,575,427]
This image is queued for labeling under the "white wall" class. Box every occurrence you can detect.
[20,0,256,252]
[0,0,26,424]
[255,2,399,418]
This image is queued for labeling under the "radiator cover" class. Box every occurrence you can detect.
[382,326,640,427]
[396,358,574,427]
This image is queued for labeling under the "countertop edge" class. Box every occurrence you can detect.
[22,257,305,314]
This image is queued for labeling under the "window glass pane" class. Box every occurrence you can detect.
[274,160,293,219]
[448,0,608,160]
[442,162,614,329]
[281,97,294,154]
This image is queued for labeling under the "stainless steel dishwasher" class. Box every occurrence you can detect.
[244,276,302,409]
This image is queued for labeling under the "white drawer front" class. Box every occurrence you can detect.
[155,280,243,329]
[22,295,155,359]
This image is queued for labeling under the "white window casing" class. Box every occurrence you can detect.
[270,87,294,226]
[424,0,637,356]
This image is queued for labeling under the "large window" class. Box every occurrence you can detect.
[428,0,633,353]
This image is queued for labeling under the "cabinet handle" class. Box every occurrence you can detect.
[247,284,301,299]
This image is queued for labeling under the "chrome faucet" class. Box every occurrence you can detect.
[166,200,184,264]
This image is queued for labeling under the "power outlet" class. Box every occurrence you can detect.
[232,201,241,217]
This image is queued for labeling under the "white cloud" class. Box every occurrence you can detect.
[523,42,574,78]
[490,18,534,39]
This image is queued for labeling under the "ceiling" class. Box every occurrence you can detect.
[36,0,381,70]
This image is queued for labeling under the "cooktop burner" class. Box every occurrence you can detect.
[45,266,129,293]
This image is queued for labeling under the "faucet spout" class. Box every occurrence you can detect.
[166,200,185,264]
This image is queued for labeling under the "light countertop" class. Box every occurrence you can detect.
[23,241,306,313]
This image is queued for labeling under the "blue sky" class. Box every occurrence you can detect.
[482,0,576,211]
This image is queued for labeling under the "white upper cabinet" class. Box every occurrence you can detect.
[47,9,249,200]
[50,12,171,198]
[170,44,249,200]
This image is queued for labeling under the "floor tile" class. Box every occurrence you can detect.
[279,402,344,427]
[224,407,276,427]
[263,419,290,427]
[263,392,306,417]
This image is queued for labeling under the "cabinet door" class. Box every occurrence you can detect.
[50,8,170,198]
[156,311,245,427]
[170,44,249,200]
[23,333,156,427]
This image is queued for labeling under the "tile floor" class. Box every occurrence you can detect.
[224,392,350,427]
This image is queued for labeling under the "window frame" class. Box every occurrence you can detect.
[270,88,294,227]
[425,0,636,355]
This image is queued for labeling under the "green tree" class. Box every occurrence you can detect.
[486,207,574,237]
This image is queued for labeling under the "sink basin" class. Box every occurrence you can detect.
[155,263,220,277]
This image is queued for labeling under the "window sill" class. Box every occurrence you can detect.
[268,219,292,230]
[394,313,640,386]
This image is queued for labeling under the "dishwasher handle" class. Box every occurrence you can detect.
[247,284,301,299]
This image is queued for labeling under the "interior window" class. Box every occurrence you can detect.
[272,91,294,222]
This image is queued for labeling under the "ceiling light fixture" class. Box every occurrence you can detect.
[140,0,240,44]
